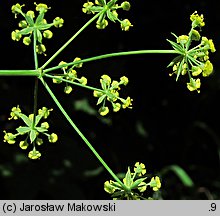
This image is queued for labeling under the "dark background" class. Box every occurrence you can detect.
[0,0,220,199]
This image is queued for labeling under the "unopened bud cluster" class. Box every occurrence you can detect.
[11,3,64,55]
[52,58,87,94]
[82,0,132,31]
[93,74,132,116]
[3,106,58,160]
[104,162,161,200]
[167,11,216,93]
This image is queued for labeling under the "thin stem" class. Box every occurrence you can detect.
[0,70,39,76]
[32,29,39,130]
[40,77,127,191]
[44,73,105,93]
[44,49,179,73]
[41,12,102,69]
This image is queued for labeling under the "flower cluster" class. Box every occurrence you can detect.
[82,0,132,31]
[52,58,87,94]
[93,74,132,116]
[11,3,64,54]
[167,11,216,93]
[104,162,161,200]
[3,106,58,159]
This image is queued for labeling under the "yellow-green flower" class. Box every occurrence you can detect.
[120,19,133,31]
[35,3,50,13]
[190,11,205,27]
[48,133,58,143]
[38,107,53,119]
[99,106,109,116]
[36,44,46,54]
[122,96,133,109]
[11,30,22,41]
[82,2,94,14]
[53,17,64,28]
[134,162,146,176]
[19,140,29,150]
[120,76,129,86]
[64,85,73,94]
[104,180,116,194]
[41,122,49,129]
[28,149,41,160]
[187,78,201,93]
[3,131,16,144]
[150,176,161,191]
[202,60,213,77]
[8,105,21,120]
[79,76,87,85]
[43,30,53,39]
[138,182,147,192]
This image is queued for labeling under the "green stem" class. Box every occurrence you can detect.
[41,12,102,69]
[0,70,39,76]
[44,74,105,93]
[40,77,127,191]
[44,50,179,73]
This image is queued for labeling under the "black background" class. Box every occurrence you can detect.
[0,0,220,199]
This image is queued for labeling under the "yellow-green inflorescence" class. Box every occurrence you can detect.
[104,162,161,200]
[94,74,133,116]
[82,0,132,31]
[3,106,58,160]
[167,11,216,93]
[52,58,86,94]
[11,3,64,55]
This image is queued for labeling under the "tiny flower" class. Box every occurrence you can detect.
[79,76,87,85]
[73,57,83,68]
[48,133,58,143]
[35,3,50,13]
[36,44,46,54]
[52,76,63,84]
[187,78,201,93]
[11,30,22,41]
[23,37,31,46]
[104,180,116,194]
[59,61,68,70]
[112,102,121,112]
[28,149,41,160]
[41,122,49,129]
[101,75,111,86]
[82,2,94,14]
[192,66,202,76]
[121,1,131,11]
[3,131,16,144]
[19,140,29,150]
[122,96,133,109]
[208,39,216,53]
[190,11,205,28]
[99,106,109,116]
[36,138,43,146]
[96,19,108,29]
[11,3,24,17]
[191,29,201,41]
[8,105,21,120]
[177,35,189,45]
[53,17,64,28]
[120,76,129,86]
[26,10,35,19]
[64,85,73,94]
[202,60,213,77]
[38,107,53,119]
[138,182,147,192]
[18,20,28,28]
[93,90,103,97]
[120,19,133,31]
[134,162,146,176]
[43,30,53,39]
[150,176,161,191]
